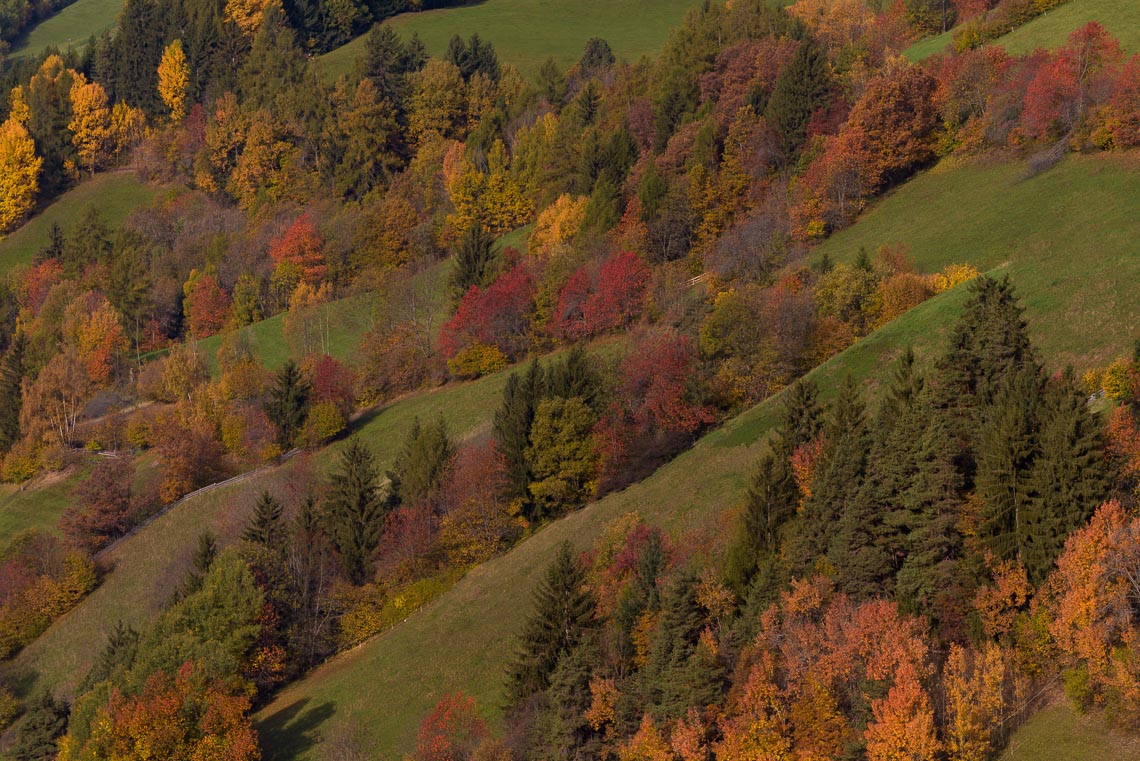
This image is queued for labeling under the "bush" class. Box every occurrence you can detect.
[299,400,347,448]
[447,343,508,379]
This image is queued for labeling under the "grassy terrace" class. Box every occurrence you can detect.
[0,172,157,275]
[318,0,702,80]
[253,152,1140,759]
[904,0,1140,60]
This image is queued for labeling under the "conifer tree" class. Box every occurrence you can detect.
[507,542,595,703]
[641,571,723,721]
[975,367,1042,564]
[0,331,25,453]
[450,224,496,301]
[243,491,284,547]
[10,690,68,761]
[537,58,567,108]
[265,360,312,449]
[36,223,65,263]
[789,376,870,576]
[238,3,307,109]
[387,416,454,507]
[111,0,164,113]
[493,359,545,504]
[1022,368,1108,582]
[895,404,964,626]
[546,346,601,411]
[765,39,832,159]
[614,530,665,670]
[174,531,219,601]
[543,638,602,760]
[936,276,1037,426]
[362,24,412,110]
[325,438,386,584]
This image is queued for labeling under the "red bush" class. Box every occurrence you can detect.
[438,264,536,360]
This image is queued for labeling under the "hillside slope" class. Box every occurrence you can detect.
[253,151,1140,759]
[318,0,702,80]
[904,0,1140,60]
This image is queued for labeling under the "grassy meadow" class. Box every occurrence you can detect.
[318,0,702,80]
[904,0,1140,60]
[0,172,157,275]
[5,0,120,60]
[252,152,1140,759]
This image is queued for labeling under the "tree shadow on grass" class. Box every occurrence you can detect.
[256,697,337,761]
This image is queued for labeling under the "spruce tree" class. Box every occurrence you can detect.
[238,3,307,109]
[10,691,68,761]
[450,224,496,301]
[546,346,601,411]
[975,367,1042,564]
[789,376,871,576]
[325,438,386,584]
[614,530,664,669]
[243,491,284,547]
[764,39,832,159]
[537,58,567,108]
[543,638,602,760]
[362,24,411,109]
[265,360,312,449]
[387,416,454,507]
[0,332,25,454]
[493,359,545,505]
[110,0,164,113]
[936,276,1037,426]
[1022,368,1108,582]
[895,402,964,625]
[35,223,64,263]
[507,542,595,703]
[641,571,723,721]
[173,531,218,602]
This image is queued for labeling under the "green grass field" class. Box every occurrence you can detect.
[1001,700,1140,760]
[319,0,702,80]
[251,151,1140,759]
[0,172,156,275]
[904,0,1140,60]
[6,0,121,60]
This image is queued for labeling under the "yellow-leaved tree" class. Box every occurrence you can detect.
[158,39,190,122]
[68,77,112,175]
[0,118,42,233]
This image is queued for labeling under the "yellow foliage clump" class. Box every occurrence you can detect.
[158,39,190,122]
[529,194,588,260]
[0,118,42,234]
[930,263,981,293]
[447,342,508,379]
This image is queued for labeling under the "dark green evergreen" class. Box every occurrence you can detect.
[508,542,596,703]
[0,332,25,454]
[543,638,603,760]
[386,416,454,507]
[493,359,545,506]
[110,0,164,113]
[10,691,68,761]
[764,39,832,159]
[614,529,664,669]
[975,367,1042,564]
[641,571,724,721]
[265,360,312,449]
[238,3,307,109]
[450,224,497,300]
[537,58,568,108]
[788,376,870,576]
[545,346,602,412]
[578,37,615,76]
[1022,368,1108,582]
[243,491,285,547]
[445,32,500,81]
[173,531,219,602]
[325,438,387,585]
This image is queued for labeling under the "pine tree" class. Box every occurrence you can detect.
[265,360,312,449]
[111,0,164,114]
[614,529,664,668]
[243,491,284,546]
[895,402,964,627]
[238,3,306,109]
[35,223,65,263]
[493,359,545,505]
[975,367,1042,564]
[0,331,25,453]
[450,223,497,301]
[10,690,68,761]
[507,541,596,703]
[78,621,139,692]
[387,416,454,507]
[1022,368,1108,582]
[174,531,218,601]
[543,638,602,760]
[362,24,411,109]
[641,571,723,721]
[789,376,870,576]
[545,346,601,411]
[764,39,832,159]
[325,438,386,584]
[537,58,567,108]
[936,276,1037,427]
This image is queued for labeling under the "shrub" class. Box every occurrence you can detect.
[447,343,508,379]
[299,400,347,447]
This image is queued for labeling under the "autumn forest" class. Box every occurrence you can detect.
[0,0,1138,757]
